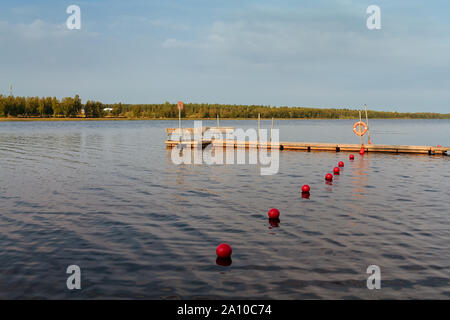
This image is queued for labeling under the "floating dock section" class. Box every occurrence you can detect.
[165,139,449,155]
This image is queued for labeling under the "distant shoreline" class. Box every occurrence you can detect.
[1,117,449,122]
[2,95,449,120]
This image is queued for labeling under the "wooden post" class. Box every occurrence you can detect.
[364,104,372,144]
[178,108,181,142]
[359,110,364,146]
[258,113,261,146]
[270,117,274,142]
[177,101,183,142]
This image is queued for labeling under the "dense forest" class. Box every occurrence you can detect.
[1,95,449,119]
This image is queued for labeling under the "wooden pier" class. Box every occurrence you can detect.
[165,125,448,155]
[165,139,449,155]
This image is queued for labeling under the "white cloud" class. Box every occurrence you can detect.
[110,15,191,31]
[0,18,100,42]
[162,38,193,49]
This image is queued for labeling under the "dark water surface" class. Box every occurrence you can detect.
[0,119,449,299]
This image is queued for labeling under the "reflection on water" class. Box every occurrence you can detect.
[268,218,280,229]
[351,154,370,200]
[216,258,232,267]
[0,120,449,299]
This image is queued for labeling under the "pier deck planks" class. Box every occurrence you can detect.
[165,140,449,155]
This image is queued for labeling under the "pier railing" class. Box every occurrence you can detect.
[165,127,235,142]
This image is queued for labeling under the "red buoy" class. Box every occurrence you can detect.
[359,148,365,155]
[216,243,232,258]
[301,185,310,194]
[338,161,344,167]
[333,167,340,175]
[325,173,333,181]
[349,154,355,160]
[268,208,280,219]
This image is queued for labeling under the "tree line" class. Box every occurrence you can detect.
[0,95,104,118]
[1,95,449,119]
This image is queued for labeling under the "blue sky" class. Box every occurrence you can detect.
[0,0,449,112]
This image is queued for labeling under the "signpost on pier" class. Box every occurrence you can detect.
[178,101,183,142]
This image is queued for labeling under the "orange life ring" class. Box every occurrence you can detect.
[353,121,368,136]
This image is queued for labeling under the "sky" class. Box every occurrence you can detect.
[0,0,449,113]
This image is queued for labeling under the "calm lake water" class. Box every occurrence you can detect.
[0,119,449,299]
